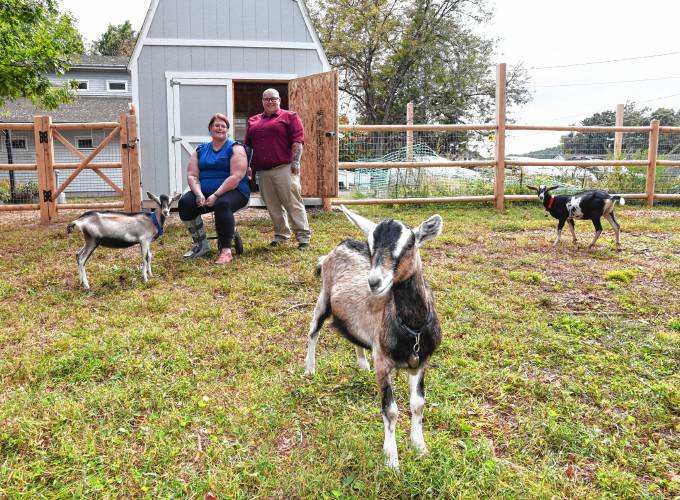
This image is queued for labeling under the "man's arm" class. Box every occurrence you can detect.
[291,142,303,174]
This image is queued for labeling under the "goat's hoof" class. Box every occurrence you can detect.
[304,368,315,377]
[385,456,400,471]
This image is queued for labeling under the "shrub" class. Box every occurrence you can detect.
[0,180,10,203]
[605,268,638,284]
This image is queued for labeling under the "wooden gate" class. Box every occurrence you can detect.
[0,110,141,222]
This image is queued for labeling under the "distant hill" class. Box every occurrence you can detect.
[521,146,561,159]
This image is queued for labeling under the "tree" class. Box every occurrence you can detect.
[0,0,83,110]
[561,103,680,156]
[91,21,137,57]
[306,0,530,126]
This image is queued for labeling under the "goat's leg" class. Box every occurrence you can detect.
[76,237,99,290]
[375,356,399,470]
[140,240,152,282]
[408,367,428,454]
[567,219,577,244]
[604,212,622,250]
[355,346,370,371]
[553,219,566,246]
[304,285,330,376]
[588,218,603,250]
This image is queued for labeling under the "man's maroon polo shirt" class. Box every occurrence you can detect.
[244,109,304,172]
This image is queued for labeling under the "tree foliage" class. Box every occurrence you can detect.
[561,103,680,156]
[306,0,530,125]
[0,0,83,110]
[92,21,137,57]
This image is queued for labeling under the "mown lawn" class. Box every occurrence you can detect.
[1,203,679,498]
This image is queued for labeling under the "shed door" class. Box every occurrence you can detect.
[288,70,338,198]
[169,78,233,193]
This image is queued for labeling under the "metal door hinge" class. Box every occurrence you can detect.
[39,131,48,143]
[171,136,182,143]
[43,190,52,202]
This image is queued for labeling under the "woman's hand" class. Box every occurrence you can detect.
[204,194,217,207]
[195,193,206,207]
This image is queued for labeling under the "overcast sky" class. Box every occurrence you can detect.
[60,0,680,154]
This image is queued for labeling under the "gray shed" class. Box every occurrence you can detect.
[129,0,338,202]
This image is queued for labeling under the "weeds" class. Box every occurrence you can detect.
[0,204,679,497]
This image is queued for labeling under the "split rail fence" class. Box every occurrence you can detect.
[335,64,680,209]
[0,110,141,222]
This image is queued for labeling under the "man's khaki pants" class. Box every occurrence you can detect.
[257,164,311,244]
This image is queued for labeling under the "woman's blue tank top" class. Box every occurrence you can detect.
[196,139,250,200]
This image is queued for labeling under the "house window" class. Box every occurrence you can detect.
[107,80,128,92]
[76,136,94,149]
[10,136,27,150]
[76,80,89,90]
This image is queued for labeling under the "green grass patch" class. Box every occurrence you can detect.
[1,204,679,497]
[604,268,638,284]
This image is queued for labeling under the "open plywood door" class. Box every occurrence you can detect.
[288,70,338,198]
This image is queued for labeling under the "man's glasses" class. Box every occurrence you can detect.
[262,97,280,102]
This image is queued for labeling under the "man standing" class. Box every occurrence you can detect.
[245,88,311,249]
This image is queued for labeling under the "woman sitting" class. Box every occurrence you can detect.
[178,113,250,264]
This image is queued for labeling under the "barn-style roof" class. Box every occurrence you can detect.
[0,97,131,123]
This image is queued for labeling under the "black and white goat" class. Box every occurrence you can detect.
[305,205,443,470]
[527,185,625,250]
[67,192,181,289]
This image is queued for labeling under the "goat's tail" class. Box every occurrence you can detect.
[612,195,626,206]
[314,255,327,277]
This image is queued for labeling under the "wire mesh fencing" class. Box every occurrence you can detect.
[338,129,496,199]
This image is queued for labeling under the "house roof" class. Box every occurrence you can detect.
[71,54,130,70]
[0,96,132,123]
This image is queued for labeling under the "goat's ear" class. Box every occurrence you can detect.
[339,205,376,237]
[171,192,181,203]
[414,214,443,247]
[546,185,560,192]
[147,192,161,205]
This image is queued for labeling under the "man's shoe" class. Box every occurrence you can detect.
[297,242,310,250]
[270,239,284,247]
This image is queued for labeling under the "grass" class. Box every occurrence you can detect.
[1,204,679,498]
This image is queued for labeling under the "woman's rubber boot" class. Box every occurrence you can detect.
[182,216,211,258]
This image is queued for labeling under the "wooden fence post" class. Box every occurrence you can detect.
[614,103,624,159]
[646,119,659,207]
[494,63,507,210]
[406,102,414,161]
[125,113,142,211]
[43,116,58,220]
[33,116,50,223]
[119,114,132,212]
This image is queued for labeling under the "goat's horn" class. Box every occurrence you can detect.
[526,185,537,191]
[339,205,376,237]
[546,185,560,192]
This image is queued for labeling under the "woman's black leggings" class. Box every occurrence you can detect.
[178,190,249,249]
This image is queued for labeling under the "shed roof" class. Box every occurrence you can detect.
[0,96,132,123]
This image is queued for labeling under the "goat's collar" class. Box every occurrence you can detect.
[148,211,164,237]
[546,195,555,209]
[397,307,434,338]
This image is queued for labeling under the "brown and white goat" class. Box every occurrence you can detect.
[305,205,443,470]
[67,192,180,289]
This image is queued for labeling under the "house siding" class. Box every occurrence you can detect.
[50,71,132,98]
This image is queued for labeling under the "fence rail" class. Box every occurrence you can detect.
[0,111,141,222]
[335,64,680,209]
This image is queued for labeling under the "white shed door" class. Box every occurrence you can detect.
[168,78,233,193]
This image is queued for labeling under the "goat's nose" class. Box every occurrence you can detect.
[368,276,382,291]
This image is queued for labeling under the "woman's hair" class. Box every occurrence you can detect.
[208,113,230,131]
